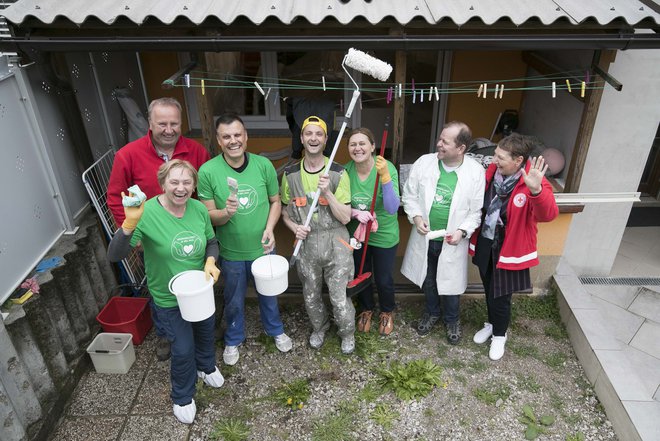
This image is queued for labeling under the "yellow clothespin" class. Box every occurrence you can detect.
[201,79,205,96]
[565,79,572,92]
[581,81,586,98]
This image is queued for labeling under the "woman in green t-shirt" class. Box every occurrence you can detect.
[107,160,224,425]
[345,128,400,336]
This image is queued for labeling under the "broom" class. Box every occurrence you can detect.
[346,118,389,297]
[289,48,392,267]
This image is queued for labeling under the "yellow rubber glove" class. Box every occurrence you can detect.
[204,257,221,282]
[375,155,391,185]
[121,192,145,232]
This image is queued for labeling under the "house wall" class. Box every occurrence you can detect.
[563,48,660,275]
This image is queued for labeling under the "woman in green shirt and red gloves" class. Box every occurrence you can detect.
[345,128,400,336]
[107,159,224,425]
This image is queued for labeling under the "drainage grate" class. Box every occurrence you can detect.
[579,277,660,286]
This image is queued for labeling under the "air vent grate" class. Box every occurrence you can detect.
[579,277,660,286]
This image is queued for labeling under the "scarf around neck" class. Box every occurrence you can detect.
[481,169,522,240]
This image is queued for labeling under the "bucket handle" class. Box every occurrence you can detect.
[168,270,213,296]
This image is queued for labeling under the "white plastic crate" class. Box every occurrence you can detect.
[86,333,136,374]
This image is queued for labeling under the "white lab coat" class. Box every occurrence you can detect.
[401,153,485,295]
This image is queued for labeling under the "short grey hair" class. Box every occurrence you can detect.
[148,97,182,121]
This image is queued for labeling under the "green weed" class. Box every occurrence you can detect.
[356,381,384,403]
[376,359,443,401]
[195,379,229,409]
[467,360,488,373]
[271,378,311,411]
[311,401,356,441]
[508,342,541,360]
[519,404,555,440]
[210,417,250,441]
[472,382,511,405]
[355,329,393,361]
[256,333,278,353]
[565,432,585,441]
[544,322,568,341]
[370,403,400,430]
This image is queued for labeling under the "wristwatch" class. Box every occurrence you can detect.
[458,229,467,238]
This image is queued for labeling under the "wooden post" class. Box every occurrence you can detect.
[392,49,407,166]
[193,53,217,157]
[564,50,616,192]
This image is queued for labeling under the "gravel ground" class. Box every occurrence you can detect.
[188,290,616,441]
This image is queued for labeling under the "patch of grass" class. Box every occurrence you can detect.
[271,378,311,411]
[544,351,568,370]
[356,381,384,403]
[512,291,561,323]
[195,379,230,409]
[311,401,356,441]
[437,342,449,358]
[210,417,250,441]
[441,358,466,370]
[544,322,568,341]
[467,360,488,373]
[369,403,400,430]
[516,373,542,393]
[549,392,564,413]
[472,382,511,405]
[355,329,393,361]
[376,359,443,401]
[453,374,467,386]
[564,412,582,425]
[508,341,542,360]
[256,333,278,353]
[423,407,435,418]
[319,333,344,358]
[566,432,585,441]
[460,299,488,329]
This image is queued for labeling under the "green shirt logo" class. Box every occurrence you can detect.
[237,184,259,215]
[171,231,204,262]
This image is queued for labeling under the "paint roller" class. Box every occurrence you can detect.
[289,48,392,267]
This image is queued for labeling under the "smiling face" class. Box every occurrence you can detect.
[149,103,182,152]
[436,125,465,166]
[217,120,248,167]
[492,146,524,176]
[348,133,375,164]
[301,123,327,157]
[162,166,195,208]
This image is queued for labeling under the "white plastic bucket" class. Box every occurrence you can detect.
[251,255,289,296]
[168,270,215,322]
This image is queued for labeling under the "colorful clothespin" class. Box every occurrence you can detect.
[201,79,205,95]
[581,81,586,98]
[565,79,572,93]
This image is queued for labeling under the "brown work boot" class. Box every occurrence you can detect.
[357,311,373,333]
[379,311,394,336]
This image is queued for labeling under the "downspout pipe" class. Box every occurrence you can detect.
[2,33,660,53]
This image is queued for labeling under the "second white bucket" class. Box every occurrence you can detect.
[251,255,289,296]
[168,270,215,322]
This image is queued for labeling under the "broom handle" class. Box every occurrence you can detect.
[291,90,361,261]
[357,117,390,276]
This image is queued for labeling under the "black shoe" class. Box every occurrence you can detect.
[447,321,462,345]
[156,336,171,361]
[416,313,440,336]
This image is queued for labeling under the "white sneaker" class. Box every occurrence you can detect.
[173,399,196,424]
[309,330,326,349]
[341,335,355,355]
[223,345,239,366]
[473,322,493,344]
[489,334,507,361]
[274,333,293,353]
[197,366,224,388]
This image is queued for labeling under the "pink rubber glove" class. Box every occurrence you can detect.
[351,208,374,224]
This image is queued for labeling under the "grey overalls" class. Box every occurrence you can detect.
[283,160,356,337]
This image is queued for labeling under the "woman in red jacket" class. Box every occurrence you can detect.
[469,133,558,361]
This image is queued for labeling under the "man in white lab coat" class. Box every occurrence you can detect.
[401,121,485,345]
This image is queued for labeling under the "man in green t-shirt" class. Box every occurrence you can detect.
[198,113,292,366]
[401,121,485,345]
[281,116,356,354]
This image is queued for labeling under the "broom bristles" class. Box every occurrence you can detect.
[345,48,392,82]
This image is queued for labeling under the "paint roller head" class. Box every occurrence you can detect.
[344,48,392,82]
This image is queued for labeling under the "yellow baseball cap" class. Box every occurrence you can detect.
[301,116,327,135]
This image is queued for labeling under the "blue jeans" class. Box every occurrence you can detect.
[353,244,398,313]
[220,258,285,346]
[422,240,460,325]
[152,304,216,406]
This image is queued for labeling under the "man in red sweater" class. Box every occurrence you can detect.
[107,97,210,227]
[106,97,210,361]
